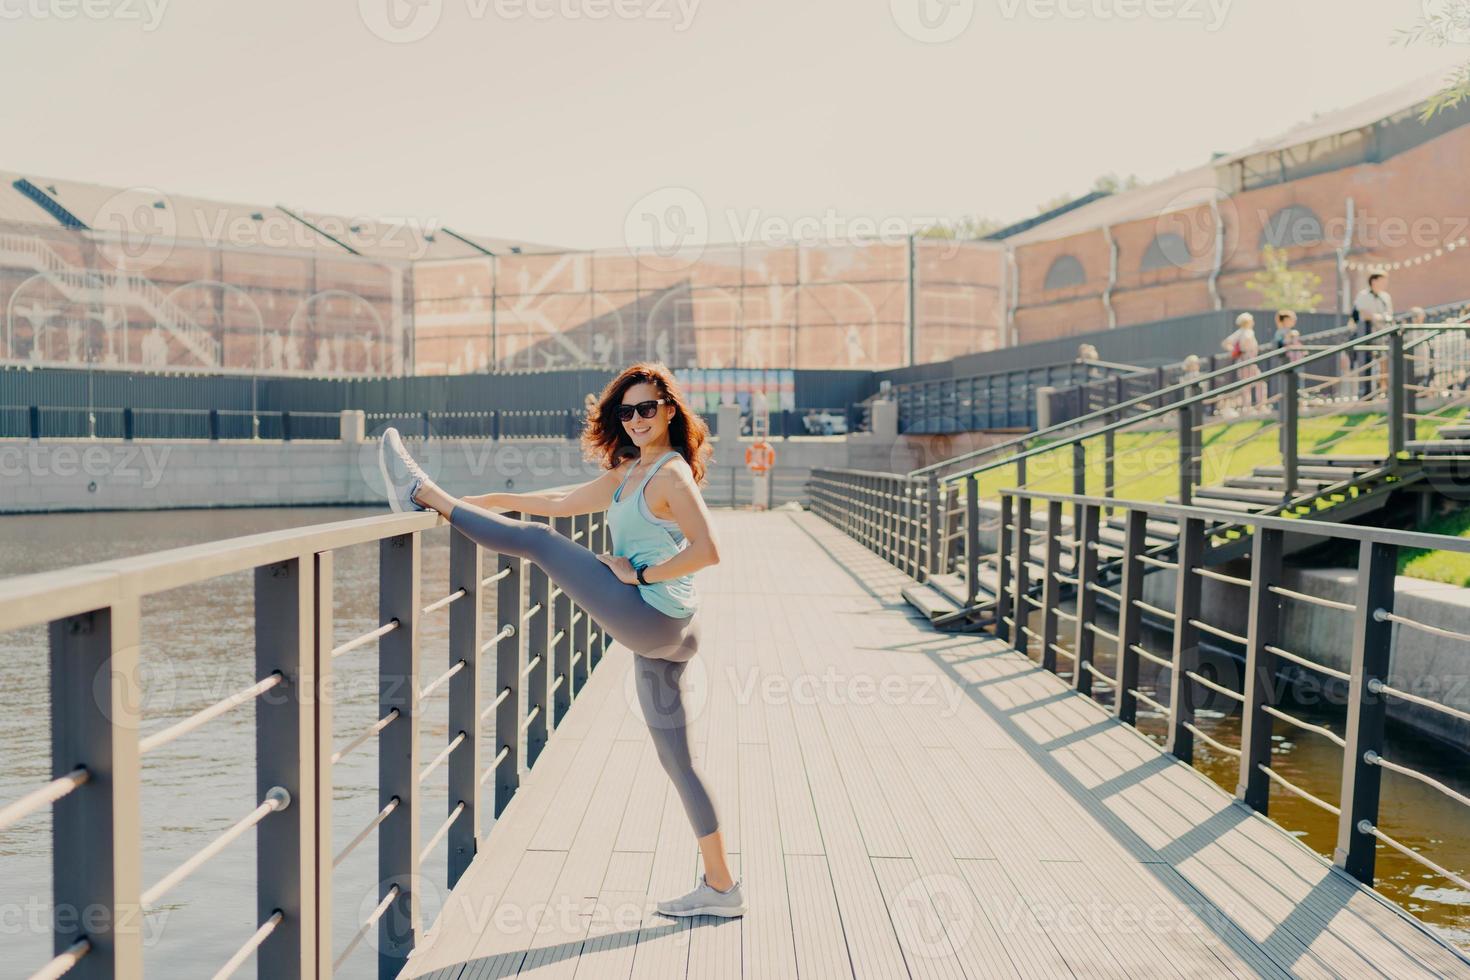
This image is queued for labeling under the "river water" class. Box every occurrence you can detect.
[1,508,1467,975]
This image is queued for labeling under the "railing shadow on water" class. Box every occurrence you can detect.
[0,494,613,979]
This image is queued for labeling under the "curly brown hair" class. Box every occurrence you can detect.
[581,362,713,486]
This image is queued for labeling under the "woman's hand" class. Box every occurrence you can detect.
[597,553,640,585]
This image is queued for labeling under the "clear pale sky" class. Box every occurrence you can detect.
[2,0,1464,250]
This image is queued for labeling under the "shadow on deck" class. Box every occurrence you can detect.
[402,509,1469,980]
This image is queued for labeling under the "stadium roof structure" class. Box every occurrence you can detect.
[997,68,1466,247]
[0,170,562,260]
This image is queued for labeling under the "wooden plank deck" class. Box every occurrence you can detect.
[401,508,1470,979]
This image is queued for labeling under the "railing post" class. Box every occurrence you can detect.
[1236,527,1284,813]
[593,510,611,665]
[964,476,980,607]
[494,516,523,815]
[1073,503,1100,695]
[1165,517,1205,764]
[551,517,575,727]
[1334,540,1398,885]
[1177,403,1196,506]
[996,494,1013,643]
[1104,411,1116,506]
[1280,368,1298,504]
[1040,500,1063,674]
[926,472,942,579]
[1011,492,1031,654]
[1115,510,1147,725]
[571,514,592,694]
[446,527,482,887]
[312,551,334,979]
[51,599,144,979]
[524,515,551,768]
[254,556,315,979]
[1388,330,1406,457]
[378,532,421,977]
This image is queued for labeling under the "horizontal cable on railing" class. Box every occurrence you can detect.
[480,686,513,722]
[521,602,543,622]
[419,801,467,865]
[1055,608,1077,622]
[332,619,400,659]
[1081,661,1114,685]
[1257,764,1339,815]
[1194,567,1250,588]
[332,710,400,766]
[1375,608,1470,644]
[1049,643,1076,661]
[1268,585,1353,613]
[1369,679,1470,724]
[570,650,583,668]
[28,938,89,980]
[1184,722,1241,758]
[0,767,89,834]
[422,588,468,615]
[1357,821,1470,893]
[1135,554,1177,571]
[1087,582,1121,603]
[142,673,285,755]
[1128,687,1171,716]
[335,885,399,972]
[1021,595,1043,609]
[209,911,284,980]
[552,673,566,693]
[1086,622,1119,643]
[1128,643,1172,670]
[520,705,542,731]
[1055,573,1079,586]
[522,654,543,677]
[551,629,566,647]
[481,567,512,587]
[482,746,511,787]
[334,798,399,869]
[1262,705,1346,748]
[420,732,467,785]
[1185,669,1244,703]
[1264,644,1350,683]
[1133,599,1175,621]
[419,660,466,702]
[1366,751,1470,809]
[142,787,290,909]
[1189,618,1246,646]
[480,623,515,652]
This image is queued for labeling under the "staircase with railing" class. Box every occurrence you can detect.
[0,229,222,367]
[810,317,1470,631]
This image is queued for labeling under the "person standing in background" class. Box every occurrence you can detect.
[1222,313,1261,414]
[1351,272,1393,397]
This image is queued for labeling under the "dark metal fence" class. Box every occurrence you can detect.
[0,498,613,979]
[893,359,1141,434]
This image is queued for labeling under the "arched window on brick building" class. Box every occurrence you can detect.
[1140,232,1192,271]
[1043,255,1086,290]
[1259,205,1324,249]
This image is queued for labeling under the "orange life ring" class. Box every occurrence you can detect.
[745,441,776,474]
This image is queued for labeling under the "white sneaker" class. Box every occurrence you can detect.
[655,875,746,918]
[378,426,429,513]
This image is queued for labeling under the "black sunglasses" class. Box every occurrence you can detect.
[616,398,669,423]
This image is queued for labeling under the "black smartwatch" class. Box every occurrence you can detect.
[635,564,650,586]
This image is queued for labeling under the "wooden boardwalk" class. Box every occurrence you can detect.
[402,509,1470,979]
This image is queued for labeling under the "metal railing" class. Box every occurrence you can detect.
[998,488,1470,897]
[893,358,1141,434]
[0,495,612,979]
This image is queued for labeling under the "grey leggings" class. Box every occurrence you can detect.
[447,502,720,837]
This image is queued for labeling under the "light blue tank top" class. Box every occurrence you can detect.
[608,449,698,618]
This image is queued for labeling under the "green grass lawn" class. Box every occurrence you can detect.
[953,405,1470,586]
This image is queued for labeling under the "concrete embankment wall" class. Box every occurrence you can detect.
[976,502,1470,751]
[0,402,949,514]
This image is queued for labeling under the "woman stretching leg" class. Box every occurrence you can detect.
[378,363,743,918]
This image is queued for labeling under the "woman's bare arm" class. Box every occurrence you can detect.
[462,462,629,517]
[634,462,721,582]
